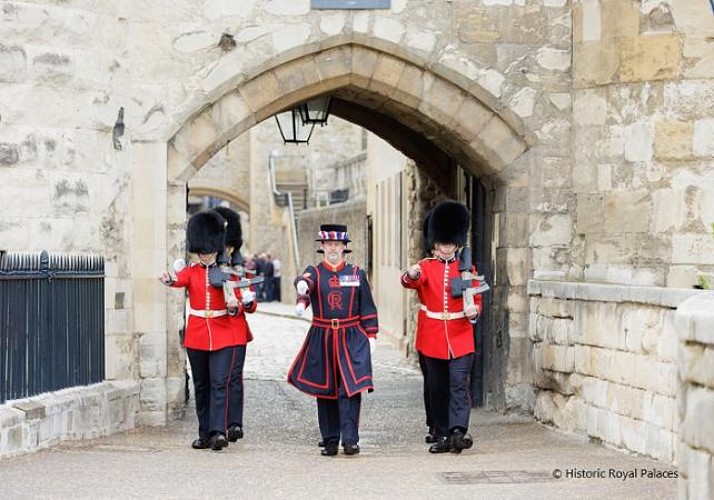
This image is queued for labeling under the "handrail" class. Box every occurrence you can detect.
[268,154,300,271]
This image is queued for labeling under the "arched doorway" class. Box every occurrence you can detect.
[164,41,533,411]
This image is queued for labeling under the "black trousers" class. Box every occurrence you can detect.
[227,345,247,428]
[423,353,474,438]
[418,352,433,431]
[187,345,240,438]
[317,382,362,446]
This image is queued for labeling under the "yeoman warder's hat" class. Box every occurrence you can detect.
[187,210,226,255]
[426,201,470,248]
[316,224,352,253]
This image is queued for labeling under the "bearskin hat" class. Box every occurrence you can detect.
[187,210,226,255]
[427,200,470,248]
[422,208,434,257]
[316,224,352,253]
[211,206,242,251]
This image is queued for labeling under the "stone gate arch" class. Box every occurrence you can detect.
[154,39,536,412]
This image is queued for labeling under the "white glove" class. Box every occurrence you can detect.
[173,259,186,273]
[241,290,255,305]
[369,337,376,355]
[296,280,309,296]
[295,302,306,317]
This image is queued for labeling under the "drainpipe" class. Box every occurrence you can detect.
[268,152,300,271]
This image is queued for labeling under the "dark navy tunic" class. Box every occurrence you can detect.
[288,260,378,398]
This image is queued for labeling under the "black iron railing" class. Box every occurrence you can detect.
[0,251,105,403]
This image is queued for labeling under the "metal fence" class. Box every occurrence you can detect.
[0,251,105,403]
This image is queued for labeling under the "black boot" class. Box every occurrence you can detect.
[321,442,338,456]
[425,427,437,444]
[227,424,243,442]
[428,437,450,454]
[343,443,360,456]
[449,429,473,453]
[191,437,210,449]
[210,433,229,451]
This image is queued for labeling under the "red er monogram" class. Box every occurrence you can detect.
[327,291,343,311]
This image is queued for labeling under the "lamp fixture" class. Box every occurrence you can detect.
[275,108,315,145]
[298,96,332,126]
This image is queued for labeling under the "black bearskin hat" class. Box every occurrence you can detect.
[316,224,352,253]
[427,201,470,248]
[211,206,242,251]
[422,208,434,257]
[187,210,226,254]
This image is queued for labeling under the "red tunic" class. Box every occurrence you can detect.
[170,262,248,351]
[401,257,483,360]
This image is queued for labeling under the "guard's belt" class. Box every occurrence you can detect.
[189,307,228,318]
[312,316,361,329]
[419,305,466,320]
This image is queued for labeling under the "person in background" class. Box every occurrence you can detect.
[264,253,275,301]
[272,254,282,302]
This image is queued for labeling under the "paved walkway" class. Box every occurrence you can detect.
[0,303,678,499]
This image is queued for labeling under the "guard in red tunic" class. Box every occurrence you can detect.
[288,224,378,456]
[211,206,257,443]
[401,201,483,454]
[158,210,243,451]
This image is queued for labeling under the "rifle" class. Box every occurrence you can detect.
[450,247,490,312]
[208,265,265,307]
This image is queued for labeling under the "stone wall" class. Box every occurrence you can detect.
[570,0,714,287]
[0,381,139,459]
[530,280,700,462]
[676,293,714,498]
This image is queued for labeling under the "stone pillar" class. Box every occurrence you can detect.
[676,293,714,499]
[131,141,171,426]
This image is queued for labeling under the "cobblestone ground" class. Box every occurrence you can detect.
[0,304,678,499]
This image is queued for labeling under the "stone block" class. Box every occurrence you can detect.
[619,414,647,454]
[12,401,46,421]
[574,345,592,375]
[654,120,693,160]
[139,332,168,379]
[418,78,467,131]
[676,294,714,344]
[618,34,682,83]
[687,448,713,500]
[581,376,608,408]
[603,190,651,233]
[139,378,167,413]
[529,213,573,247]
[607,382,645,420]
[0,44,28,82]
[573,40,619,88]
[645,423,675,462]
[449,97,493,144]
[693,118,714,158]
[683,386,714,454]
[373,16,404,44]
[368,54,406,98]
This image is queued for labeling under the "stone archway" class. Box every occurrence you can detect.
[159,41,534,412]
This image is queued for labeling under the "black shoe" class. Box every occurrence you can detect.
[425,432,437,444]
[318,440,325,447]
[343,443,360,456]
[191,437,210,449]
[449,430,473,453]
[210,433,229,451]
[428,437,450,454]
[320,443,338,456]
[227,424,243,442]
